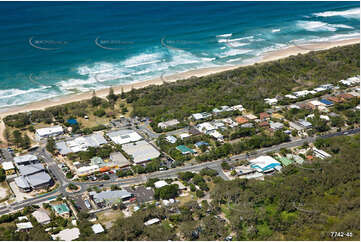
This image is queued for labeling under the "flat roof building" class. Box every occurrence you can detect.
[109,152,131,168]
[122,140,160,164]
[107,129,142,145]
[51,228,80,241]
[92,190,133,207]
[56,133,107,155]
[35,126,63,141]
[1,161,15,175]
[92,224,105,234]
[14,154,38,167]
[249,155,282,173]
[154,180,168,189]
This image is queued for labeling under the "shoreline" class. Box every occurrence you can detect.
[0,37,359,119]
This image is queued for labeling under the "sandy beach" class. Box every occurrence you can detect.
[0,38,359,120]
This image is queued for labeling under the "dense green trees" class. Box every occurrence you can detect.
[128,44,359,121]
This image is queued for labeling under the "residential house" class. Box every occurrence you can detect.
[52,203,70,218]
[158,119,180,129]
[165,135,177,144]
[176,145,196,155]
[235,116,248,125]
[1,161,15,175]
[32,210,51,225]
[259,112,270,120]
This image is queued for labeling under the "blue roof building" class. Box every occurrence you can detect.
[195,141,209,148]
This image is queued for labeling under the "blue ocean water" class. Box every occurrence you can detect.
[0,1,359,108]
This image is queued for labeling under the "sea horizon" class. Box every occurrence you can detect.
[0,1,359,109]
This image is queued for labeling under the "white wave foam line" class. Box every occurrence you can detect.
[216,33,232,38]
[313,8,360,18]
[217,36,255,43]
[0,88,60,109]
[296,21,353,32]
[226,41,249,47]
[300,32,360,43]
[0,86,50,100]
[125,59,161,68]
[218,49,252,58]
[123,52,163,68]
[272,28,281,33]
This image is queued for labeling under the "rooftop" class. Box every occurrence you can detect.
[122,140,160,164]
[52,203,70,215]
[176,145,196,155]
[92,223,105,234]
[1,161,14,170]
[14,154,38,165]
[109,152,131,167]
[52,228,80,241]
[107,129,142,145]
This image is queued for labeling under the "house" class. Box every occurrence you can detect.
[52,203,70,218]
[14,154,38,167]
[230,104,245,112]
[314,87,327,92]
[264,98,278,105]
[285,94,297,99]
[244,114,257,120]
[222,118,238,128]
[32,210,51,225]
[16,222,33,232]
[286,154,304,164]
[249,156,282,173]
[165,135,177,144]
[179,133,191,140]
[270,122,284,131]
[313,148,332,160]
[293,90,310,97]
[271,113,284,120]
[195,141,209,149]
[109,152,131,168]
[158,119,180,129]
[259,112,270,120]
[171,181,187,190]
[258,121,270,128]
[308,100,325,109]
[92,224,105,234]
[144,218,160,226]
[191,112,212,120]
[235,116,248,125]
[122,140,160,164]
[154,180,168,189]
[241,123,254,128]
[196,122,216,133]
[319,99,333,106]
[337,93,355,100]
[208,130,223,141]
[188,127,201,136]
[35,126,63,141]
[327,96,343,103]
[92,190,133,207]
[107,129,142,145]
[176,145,196,155]
[51,228,80,241]
[1,161,15,175]
[297,119,312,129]
[213,106,232,114]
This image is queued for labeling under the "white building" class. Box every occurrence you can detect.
[196,122,216,133]
[191,112,212,120]
[154,180,168,189]
[14,154,38,167]
[144,218,160,226]
[52,228,80,241]
[56,133,107,155]
[264,98,278,105]
[32,210,51,225]
[249,156,282,173]
[158,119,180,129]
[285,94,297,99]
[107,129,142,145]
[122,140,160,164]
[165,135,177,144]
[76,165,99,176]
[313,148,332,160]
[230,105,245,112]
[92,224,105,234]
[293,90,310,97]
[16,222,33,232]
[179,133,191,140]
[35,126,63,141]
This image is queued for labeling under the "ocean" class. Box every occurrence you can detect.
[0,1,359,108]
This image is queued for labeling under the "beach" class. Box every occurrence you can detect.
[0,38,359,120]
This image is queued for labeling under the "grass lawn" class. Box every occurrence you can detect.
[96,209,124,225]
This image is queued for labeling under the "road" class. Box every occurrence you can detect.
[0,128,358,216]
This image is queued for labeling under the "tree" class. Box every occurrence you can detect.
[0,168,6,182]
[90,90,102,107]
[46,137,56,154]
[154,184,178,200]
[68,183,78,190]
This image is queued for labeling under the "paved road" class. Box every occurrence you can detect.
[0,128,358,216]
